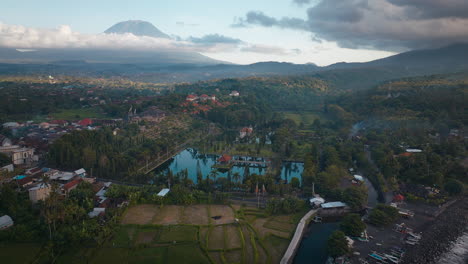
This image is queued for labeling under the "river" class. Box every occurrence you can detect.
[294,175,379,264]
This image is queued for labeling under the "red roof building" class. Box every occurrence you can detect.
[186,94,198,101]
[393,194,405,202]
[78,118,93,127]
[218,154,232,163]
[63,178,82,193]
[399,152,412,158]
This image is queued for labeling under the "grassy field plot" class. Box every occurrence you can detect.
[91,247,129,264]
[113,226,136,247]
[157,225,198,243]
[51,107,107,120]
[128,247,167,264]
[207,225,225,250]
[225,225,242,249]
[209,251,223,264]
[151,205,183,225]
[135,230,159,245]
[264,235,290,264]
[0,243,42,264]
[282,111,320,127]
[112,204,305,264]
[199,226,210,248]
[263,219,295,234]
[210,205,235,225]
[224,249,243,263]
[183,204,209,225]
[252,218,290,239]
[167,245,210,264]
[121,204,157,225]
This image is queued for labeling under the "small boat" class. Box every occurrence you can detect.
[384,254,400,263]
[369,253,385,261]
[408,232,421,239]
[313,216,323,223]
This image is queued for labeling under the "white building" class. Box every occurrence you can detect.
[229,91,240,97]
[12,148,36,165]
[406,149,422,153]
[0,215,13,229]
[310,197,325,207]
[74,168,87,177]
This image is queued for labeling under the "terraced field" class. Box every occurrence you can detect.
[94,204,305,264]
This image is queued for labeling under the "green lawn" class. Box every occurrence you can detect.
[113,226,136,247]
[0,243,42,263]
[91,247,129,264]
[129,247,167,264]
[50,107,107,120]
[282,111,320,128]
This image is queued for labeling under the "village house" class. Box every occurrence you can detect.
[0,139,37,166]
[2,122,20,129]
[319,201,349,216]
[16,176,34,188]
[28,183,51,203]
[1,164,14,173]
[239,126,253,139]
[77,118,93,127]
[186,94,198,101]
[0,134,12,147]
[229,91,240,97]
[74,168,87,177]
[63,178,82,195]
[12,148,36,165]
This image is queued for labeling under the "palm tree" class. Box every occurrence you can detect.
[232,172,241,185]
[209,169,218,182]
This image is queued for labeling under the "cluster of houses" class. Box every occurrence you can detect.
[0,117,127,167]
[0,167,120,230]
[185,91,240,102]
[186,94,216,102]
[1,166,127,228]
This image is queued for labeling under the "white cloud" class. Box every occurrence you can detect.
[0,22,242,53]
[0,22,293,57]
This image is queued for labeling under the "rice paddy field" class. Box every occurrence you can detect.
[93,204,305,264]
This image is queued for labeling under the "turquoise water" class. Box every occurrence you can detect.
[14,175,27,180]
[280,162,304,184]
[152,148,304,184]
[293,222,340,264]
[153,148,266,183]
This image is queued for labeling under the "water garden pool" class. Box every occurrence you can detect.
[152,148,304,184]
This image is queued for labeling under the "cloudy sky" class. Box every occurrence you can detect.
[1,0,467,65]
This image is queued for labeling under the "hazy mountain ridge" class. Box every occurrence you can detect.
[0,25,467,89]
